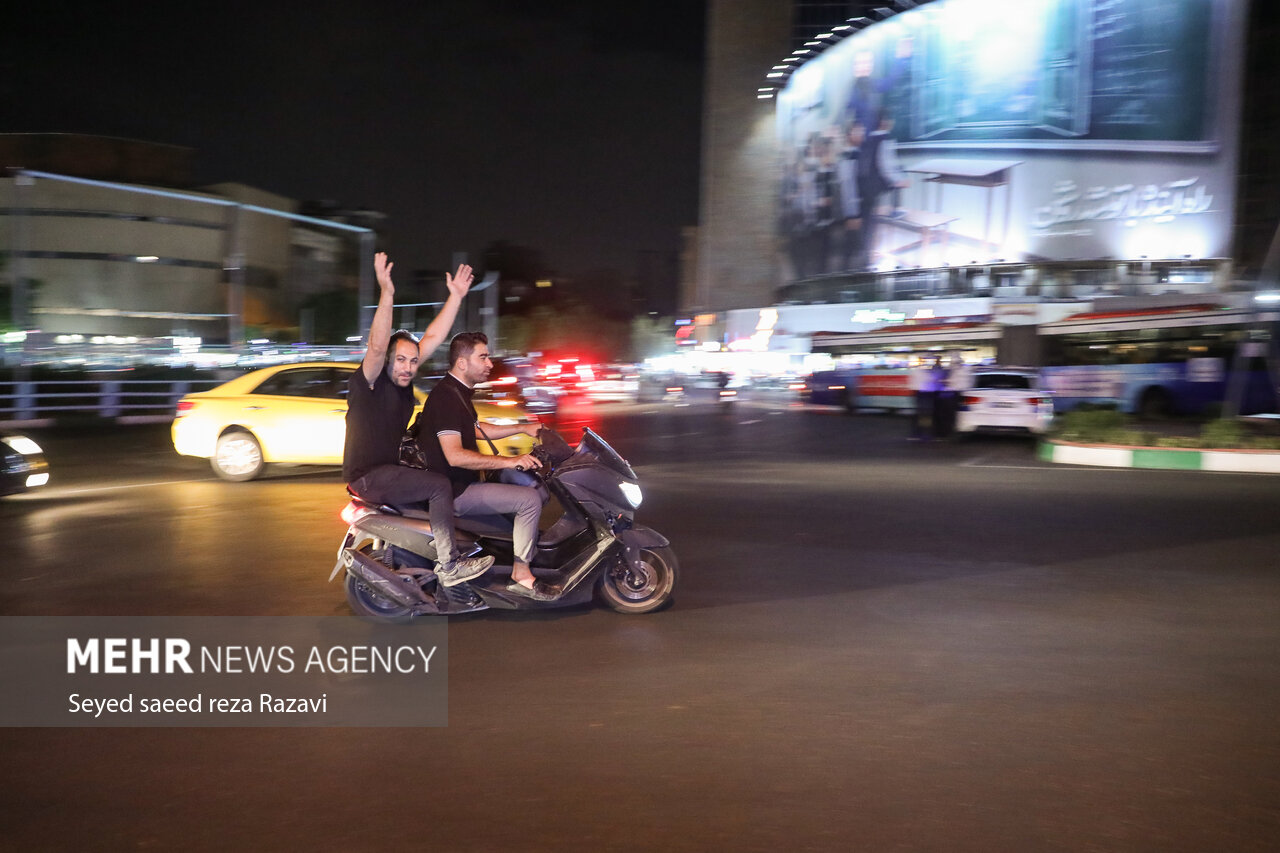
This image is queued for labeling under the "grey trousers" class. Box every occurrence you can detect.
[349,465,459,565]
[454,482,542,564]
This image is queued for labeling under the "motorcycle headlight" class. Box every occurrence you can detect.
[619,482,643,508]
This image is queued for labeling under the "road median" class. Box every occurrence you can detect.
[1039,439,1280,473]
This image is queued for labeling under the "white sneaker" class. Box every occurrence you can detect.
[435,555,495,587]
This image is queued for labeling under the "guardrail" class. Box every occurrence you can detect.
[0,380,223,425]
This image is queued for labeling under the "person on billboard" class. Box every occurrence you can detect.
[780,148,816,280]
[791,134,824,278]
[844,36,913,139]
[812,134,842,275]
[836,121,866,271]
[343,253,496,588]
[856,109,909,268]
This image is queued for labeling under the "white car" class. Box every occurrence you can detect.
[954,368,1054,437]
[584,366,640,402]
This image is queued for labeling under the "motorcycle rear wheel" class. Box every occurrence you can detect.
[597,545,677,615]
[344,546,418,624]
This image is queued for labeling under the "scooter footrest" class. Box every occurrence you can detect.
[437,582,486,613]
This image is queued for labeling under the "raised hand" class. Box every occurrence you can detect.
[446,263,475,299]
[374,252,395,297]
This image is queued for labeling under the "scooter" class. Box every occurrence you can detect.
[330,426,677,622]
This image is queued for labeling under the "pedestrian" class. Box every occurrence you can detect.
[940,355,971,438]
[909,360,931,441]
[925,357,946,439]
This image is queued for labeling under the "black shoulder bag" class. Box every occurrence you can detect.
[399,408,430,469]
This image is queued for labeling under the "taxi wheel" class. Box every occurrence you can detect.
[211,430,265,481]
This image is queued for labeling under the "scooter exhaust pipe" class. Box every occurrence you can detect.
[344,548,430,607]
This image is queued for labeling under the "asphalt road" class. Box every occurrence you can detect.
[3,395,1280,851]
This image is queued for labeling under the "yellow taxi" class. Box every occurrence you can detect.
[172,362,538,481]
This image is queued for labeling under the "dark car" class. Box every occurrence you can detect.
[474,357,560,421]
[801,368,858,411]
[1,431,50,495]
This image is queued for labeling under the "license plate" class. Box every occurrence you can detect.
[993,401,1017,408]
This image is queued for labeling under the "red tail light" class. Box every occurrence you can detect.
[175,400,196,416]
[962,395,981,406]
[1028,397,1041,406]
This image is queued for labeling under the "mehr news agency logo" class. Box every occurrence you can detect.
[64,636,437,718]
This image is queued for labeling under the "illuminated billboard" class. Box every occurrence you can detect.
[775,0,1245,277]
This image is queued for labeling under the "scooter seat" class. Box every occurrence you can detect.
[348,490,432,522]
[387,506,431,521]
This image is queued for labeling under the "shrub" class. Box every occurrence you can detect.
[1200,419,1246,449]
[1051,411,1277,450]
[1052,408,1130,443]
[1154,435,1201,448]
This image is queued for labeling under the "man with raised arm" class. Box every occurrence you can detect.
[342,252,493,588]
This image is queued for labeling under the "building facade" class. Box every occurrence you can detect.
[688,0,1273,364]
[1,135,374,359]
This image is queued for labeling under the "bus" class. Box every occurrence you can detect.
[803,303,1278,417]
[805,321,1001,412]
[1039,304,1278,417]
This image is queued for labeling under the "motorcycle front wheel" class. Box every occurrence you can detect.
[343,546,417,624]
[597,545,678,615]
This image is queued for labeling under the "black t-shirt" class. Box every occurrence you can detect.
[342,366,415,484]
[413,372,480,497]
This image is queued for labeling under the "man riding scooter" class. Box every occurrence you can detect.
[412,331,556,601]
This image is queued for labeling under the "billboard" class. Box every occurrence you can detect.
[774,0,1245,278]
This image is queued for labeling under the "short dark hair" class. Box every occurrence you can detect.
[448,331,488,366]
[385,330,420,364]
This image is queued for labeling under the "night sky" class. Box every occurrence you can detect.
[3,1,707,294]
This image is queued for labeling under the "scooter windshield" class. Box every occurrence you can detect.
[537,426,575,466]
[580,428,636,480]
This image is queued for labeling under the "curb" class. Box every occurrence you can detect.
[1038,441,1280,474]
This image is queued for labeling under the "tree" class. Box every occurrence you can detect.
[298,289,359,344]
[627,314,676,362]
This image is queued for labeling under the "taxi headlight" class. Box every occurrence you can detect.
[619,482,643,508]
